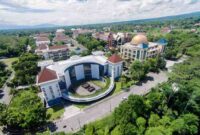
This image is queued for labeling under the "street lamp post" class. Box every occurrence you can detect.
[110,100,112,112]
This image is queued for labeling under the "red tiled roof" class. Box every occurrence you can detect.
[37,44,48,50]
[53,35,69,42]
[37,37,50,42]
[49,45,68,50]
[37,68,57,84]
[108,54,123,63]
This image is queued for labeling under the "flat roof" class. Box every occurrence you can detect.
[46,55,108,76]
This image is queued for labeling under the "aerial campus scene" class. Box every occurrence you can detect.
[0,0,200,135]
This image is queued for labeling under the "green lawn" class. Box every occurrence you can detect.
[0,57,18,69]
[70,78,110,98]
[91,80,106,88]
[47,105,65,121]
[113,82,122,94]
[74,103,92,109]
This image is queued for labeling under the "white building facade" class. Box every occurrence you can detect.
[120,34,167,61]
[36,37,50,46]
[36,54,123,106]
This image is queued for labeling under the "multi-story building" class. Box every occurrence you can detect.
[36,37,50,46]
[71,28,96,39]
[36,54,123,106]
[113,32,132,46]
[120,34,167,61]
[35,44,69,61]
[93,32,132,49]
[53,29,71,44]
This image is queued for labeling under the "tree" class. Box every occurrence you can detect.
[147,58,158,72]
[85,124,94,135]
[130,60,147,81]
[181,114,199,135]
[11,53,40,86]
[136,117,146,135]
[0,103,7,126]
[156,56,166,70]
[148,114,160,127]
[145,126,172,135]
[114,95,147,129]
[0,61,6,71]
[2,90,47,130]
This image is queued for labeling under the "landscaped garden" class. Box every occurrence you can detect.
[0,57,18,69]
[47,105,65,121]
[68,77,110,98]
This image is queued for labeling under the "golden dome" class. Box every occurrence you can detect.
[131,34,148,45]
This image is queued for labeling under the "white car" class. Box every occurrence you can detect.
[122,97,128,100]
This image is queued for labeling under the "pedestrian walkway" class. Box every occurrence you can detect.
[63,106,81,120]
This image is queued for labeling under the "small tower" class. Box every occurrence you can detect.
[108,33,114,49]
[107,54,123,79]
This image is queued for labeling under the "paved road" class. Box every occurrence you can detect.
[166,55,188,72]
[0,71,14,105]
[51,71,168,133]
[70,39,87,53]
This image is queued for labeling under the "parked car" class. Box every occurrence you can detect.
[82,83,90,88]
[88,87,95,92]
[122,96,128,100]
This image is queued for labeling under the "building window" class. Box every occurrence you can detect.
[49,86,55,99]
[42,88,49,101]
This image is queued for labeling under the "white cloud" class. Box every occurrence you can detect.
[0,0,200,26]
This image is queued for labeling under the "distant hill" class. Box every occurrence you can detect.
[0,23,59,30]
[0,11,200,30]
[77,11,200,27]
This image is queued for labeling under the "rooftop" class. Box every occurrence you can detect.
[108,54,123,63]
[44,55,108,77]
[49,45,68,50]
[36,37,50,42]
[37,68,58,84]
[131,34,148,45]
[36,44,48,50]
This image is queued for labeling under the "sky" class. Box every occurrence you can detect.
[0,0,200,26]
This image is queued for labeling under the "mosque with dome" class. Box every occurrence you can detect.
[120,34,167,61]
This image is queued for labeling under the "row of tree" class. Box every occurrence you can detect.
[76,34,107,51]
[128,56,166,81]
[7,53,40,87]
[0,61,11,88]
[0,35,35,58]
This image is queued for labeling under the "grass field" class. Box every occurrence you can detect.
[0,57,18,69]
[91,80,106,88]
[47,105,65,121]
[113,82,122,94]
[74,103,92,109]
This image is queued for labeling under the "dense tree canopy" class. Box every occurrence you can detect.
[76,34,107,51]
[9,53,40,87]
[0,35,35,58]
[0,61,11,88]
[0,90,47,130]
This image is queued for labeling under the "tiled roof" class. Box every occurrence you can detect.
[37,68,58,84]
[37,44,48,50]
[49,45,68,50]
[36,37,50,42]
[108,54,123,63]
